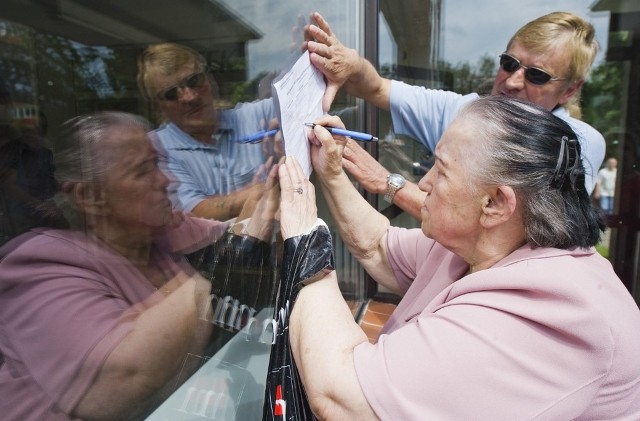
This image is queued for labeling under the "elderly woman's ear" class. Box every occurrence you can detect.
[479,185,518,229]
[65,181,108,216]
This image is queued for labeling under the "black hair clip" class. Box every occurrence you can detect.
[550,136,578,189]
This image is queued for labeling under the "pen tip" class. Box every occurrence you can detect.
[304,123,314,127]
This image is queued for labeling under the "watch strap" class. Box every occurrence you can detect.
[384,174,405,203]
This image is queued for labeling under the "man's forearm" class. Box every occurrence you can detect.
[343,57,392,111]
[341,139,425,221]
[389,181,427,220]
[192,184,260,221]
[192,196,243,221]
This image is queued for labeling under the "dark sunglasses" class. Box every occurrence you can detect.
[158,71,206,101]
[499,53,566,85]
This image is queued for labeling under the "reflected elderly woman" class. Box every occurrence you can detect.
[0,112,230,420]
[278,96,640,420]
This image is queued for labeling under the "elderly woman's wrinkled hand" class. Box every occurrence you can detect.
[278,156,318,240]
[260,118,284,161]
[241,160,282,241]
[307,115,348,181]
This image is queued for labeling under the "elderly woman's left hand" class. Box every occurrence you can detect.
[240,159,282,241]
[279,156,318,240]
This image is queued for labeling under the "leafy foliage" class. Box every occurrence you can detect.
[581,62,625,159]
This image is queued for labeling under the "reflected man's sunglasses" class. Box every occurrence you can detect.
[498,53,566,85]
[158,71,207,101]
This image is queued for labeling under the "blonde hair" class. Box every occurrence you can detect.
[137,43,207,104]
[508,12,599,119]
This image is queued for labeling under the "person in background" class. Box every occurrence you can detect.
[595,157,617,215]
[0,112,233,421]
[0,82,60,245]
[137,43,280,221]
[304,11,605,219]
[278,96,640,420]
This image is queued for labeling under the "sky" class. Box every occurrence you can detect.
[218,0,610,79]
[438,0,610,67]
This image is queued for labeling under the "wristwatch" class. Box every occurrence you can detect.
[384,173,406,203]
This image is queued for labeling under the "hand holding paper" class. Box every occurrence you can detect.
[272,51,326,178]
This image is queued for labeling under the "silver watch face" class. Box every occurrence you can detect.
[388,173,406,188]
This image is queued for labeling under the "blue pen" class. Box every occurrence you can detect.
[238,129,278,143]
[304,123,378,142]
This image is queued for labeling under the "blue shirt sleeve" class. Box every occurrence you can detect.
[389,80,479,153]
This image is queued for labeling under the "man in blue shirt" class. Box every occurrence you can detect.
[304,11,605,219]
[138,43,278,221]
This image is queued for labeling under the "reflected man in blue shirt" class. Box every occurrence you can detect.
[138,43,279,221]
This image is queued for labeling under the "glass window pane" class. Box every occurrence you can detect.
[0,1,360,419]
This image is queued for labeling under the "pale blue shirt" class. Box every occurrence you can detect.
[152,100,275,212]
[389,80,605,193]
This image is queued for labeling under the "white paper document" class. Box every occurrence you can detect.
[272,51,326,178]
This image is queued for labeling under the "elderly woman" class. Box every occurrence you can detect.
[278,96,640,420]
[0,112,236,420]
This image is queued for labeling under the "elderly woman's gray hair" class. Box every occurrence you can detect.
[52,112,151,228]
[459,95,604,249]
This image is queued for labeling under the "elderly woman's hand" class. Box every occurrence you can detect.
[242,160,282,241]
[260,118,284,161]
[307,114,348,181]
[278,156,318,240]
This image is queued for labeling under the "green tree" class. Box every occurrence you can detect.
[581,61,625,159]
[437,54,495,94]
